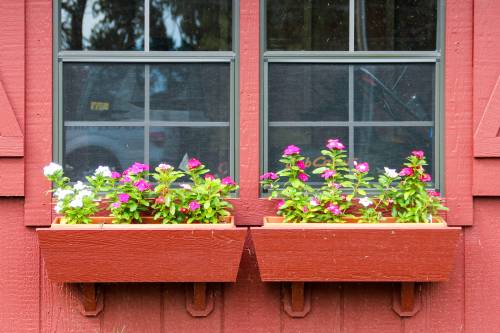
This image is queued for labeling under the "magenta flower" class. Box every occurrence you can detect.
[420,173,432,182]
[187,158,202,170]
[296,160,306,170]
[118,193,130,203]
[127,162,149,174]
[355,162,370,173]
[133,179,150,192]
[298,173,309,182]
[331,182,341,189]
[399,167,414,177]
[321,169,336,179]
[188,200,201,211]
[326,139,345,150]
[120,175,132,183]
[427,190,441,197]
[260,172,279,181]
[327,203,341,215]
[111,202,121,209]
[222,177,236,186]
[412,150,425,159]
[204,174,215,181]
[111,171,121,179]
[302,206,309,213]
[277,199,285,209]
[283,145,301,156]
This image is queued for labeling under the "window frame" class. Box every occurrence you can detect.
[260,0,445,192]
[53,0,240,182]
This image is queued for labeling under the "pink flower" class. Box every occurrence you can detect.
[412,150,425,159]
[302,206,309,213]
[283,145,301,156]
[420,173,432,182]
[127,162,149,174]
[321,169,336,179]
[158,163,173,171]
[111,171,121,179]
[399,167,414,177]
[133,179,150,192]
[111,202,121,209]
[298,173,309,182]
[187,158,202,169]
[204,174,215,180]
[120,176,132,183]
[222,177,236,186]
[326,139,345,150]
[188,200,200,211]
[118,193,130,203]
[296,160,306,170]
[355,162,370,173]
[427,190,441,197]
[327,203,341,215]
[309,198,320,207]
[260,172,278,181]
[277,199,285,209]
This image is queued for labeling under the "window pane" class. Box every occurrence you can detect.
[63,126,144,181]
[354,64,435,121]
[150,127,230,178]
[266,0,349,51]
[354,126,434,182]
[268,127,349,182]
[150,0,232,51]
[60,0,144,51]
[355,0,437,51]
[63,63,145,121]
[269,64,349,121]
[150,63,230,121]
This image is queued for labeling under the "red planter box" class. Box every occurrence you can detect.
[37,217,246,283]
[251,217,461,282]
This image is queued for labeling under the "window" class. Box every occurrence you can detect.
[55,0,237,181]
[263,0,442,187]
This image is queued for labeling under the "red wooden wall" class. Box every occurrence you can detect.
[1,0,500,332]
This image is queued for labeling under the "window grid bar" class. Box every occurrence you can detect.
[144,65,150,167]
[349,0,355,52]
[348,65,354,166]
[64,121,231,127]
[263,51,441,58]
[268,121,434,127]
[144,0,150,52]
[264,57,438,63]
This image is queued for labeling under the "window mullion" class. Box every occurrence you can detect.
[145,0,150,52]
[348,64,354,166]
[144,64,150,167]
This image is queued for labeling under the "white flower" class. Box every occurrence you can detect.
[179,184,192,190]
[77,189,93,199]
[309,198,320,207]
[158,163,173,171]
[359,197,373,207]
[69,197,83,208]
[55,188,73,200]
[43,162,63,177]
[73,181,87,191]
[94,166,112,178]
[384,167,398,178]
[54,202,63,214]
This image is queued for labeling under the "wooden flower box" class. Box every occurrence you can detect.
[37,217,246,283]
[251,216,461,282]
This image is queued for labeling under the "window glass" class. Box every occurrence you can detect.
[355,0,437,51]
[266,0,349,51]
[60,0,145,51]
[150,0,232,51]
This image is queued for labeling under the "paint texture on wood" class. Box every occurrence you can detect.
[251,222,460,282]
[37,223,246,282]
[474,76,500,157]
[0,80,23,156]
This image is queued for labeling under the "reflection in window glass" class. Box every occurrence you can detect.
[266,0,349,51]
[354,126,434,182]
[63,126,144,180]
[269,64,349,121]
[149,127,230,178]
[150,63,230,121]
[60,0,144,51]
[355,0,437,51]
[354,64,435,121]
[150,0,232,51]
[63,63,145,121]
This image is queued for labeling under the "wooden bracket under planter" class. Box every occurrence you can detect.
[80,283,103,317]
[282,282,311,318]
[392,282,421,317]
[186,283,215,317]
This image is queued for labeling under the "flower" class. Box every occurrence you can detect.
[157,163,173,171]
[43,162,63,177]
[180,184,192,190]
[133,179,150,192]
[302,206,309,213]
[118,193,130,203]
[283,145,301,156]
[384,167,398,178]
[427,190,441,197]
[120,176,132,183]
[326,139,345,150]
[355,162,370,173]
[127,162,150,174]
[155,197,165,204]
[204,174,215,180]
[277,199,285,209]
[327,203,341,215]
[54,202,63,214]
[222,177,236,186]
[420,173,432,182]
[296,160,306,170]
[73,181,87,191]
[187,158,202,169]
[55,188,73,200]
[260,172,278,181]
[399,167,414,177]
[331,183,341,189]
[77,189,93,198]
[111,171,121,179]
[188,200,201,211]
[94,166,112,177]
[309,198,320,207]
[111,202,121,209]
[321,169,336,179]
[412,150,425,159]
[298,173,309,182]
[359,197,373,207]
[69,197,83,208]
